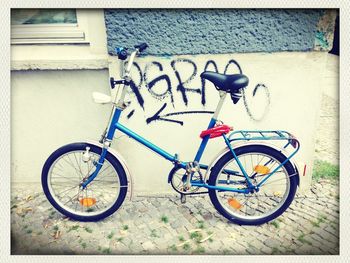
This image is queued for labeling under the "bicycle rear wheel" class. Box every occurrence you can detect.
[208,144,298,225]
[42,142,128,221]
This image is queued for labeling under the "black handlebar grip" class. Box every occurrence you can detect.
[135,43,148,52]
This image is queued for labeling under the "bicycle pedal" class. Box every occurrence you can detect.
[180,194,186,204]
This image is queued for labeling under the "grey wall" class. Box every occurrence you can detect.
[105,9,323,56]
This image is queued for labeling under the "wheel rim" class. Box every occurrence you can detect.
[47,150,122,217]
[215,152,291,221]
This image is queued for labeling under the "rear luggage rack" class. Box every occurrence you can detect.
[228,130,300,156]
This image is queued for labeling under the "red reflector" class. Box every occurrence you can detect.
[303,165,307,177]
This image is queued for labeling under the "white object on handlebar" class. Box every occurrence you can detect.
[92,92,112,104]
[125,50,138,74]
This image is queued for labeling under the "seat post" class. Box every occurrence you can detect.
[212,91,227,120]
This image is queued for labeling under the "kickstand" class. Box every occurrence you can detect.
[180,194,186,204]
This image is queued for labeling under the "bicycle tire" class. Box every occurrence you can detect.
[208,144,298,225]
[41,142,128,221]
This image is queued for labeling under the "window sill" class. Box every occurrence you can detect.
[11,58,109,71]
[11,44,108,70]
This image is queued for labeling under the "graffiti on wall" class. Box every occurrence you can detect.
[120,58,270,125]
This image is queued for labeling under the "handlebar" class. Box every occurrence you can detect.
[115,43,148,77]
[134,43,148,52]
[115,42,148,61]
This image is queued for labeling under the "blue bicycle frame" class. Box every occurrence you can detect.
[81,99,273,195]
[81,51,299,195]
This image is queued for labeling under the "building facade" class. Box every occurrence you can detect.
[11,9,337,194]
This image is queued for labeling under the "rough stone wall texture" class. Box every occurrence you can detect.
[315,9,338,51]
[105,9,324,56]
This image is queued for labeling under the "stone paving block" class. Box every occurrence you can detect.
[263,238,281,248]
[246,245,261,255]
[260,246,273,254]
[314,229,338,242]
[141,240,156,251]
[229,243,248,254]
[324,225,338,236]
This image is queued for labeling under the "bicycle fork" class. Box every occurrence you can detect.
[80,142,110,189]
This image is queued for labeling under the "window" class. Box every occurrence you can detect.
[11,9,108,70]
[11,9,88,44]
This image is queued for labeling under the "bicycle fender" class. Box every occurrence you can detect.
[86,140,134,200]
[204,141,301,186]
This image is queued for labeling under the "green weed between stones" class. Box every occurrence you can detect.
[297,234,312,245]
[311,214,327,227]
[194,246,205,254]
[67,225,79,232]
[169,244,177,252]
[102,247,111,254]
[107,231,115,239]
[150,229,159,238]
[270,221,279,229]
[84,226,93,233]
[197,220,205,229]
[313,160,339,181]
[48,210,56,219]
[183,243,191,251]
[190,231,203,244]
[122,225,129,230]
[81,242,87,249]
[161,215,169,223]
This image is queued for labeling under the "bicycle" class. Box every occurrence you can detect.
[42,43,301,225]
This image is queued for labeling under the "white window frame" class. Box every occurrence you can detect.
[11,9,89,44]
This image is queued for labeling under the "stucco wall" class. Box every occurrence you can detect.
[105,9,323,56]
[11,70,111,182]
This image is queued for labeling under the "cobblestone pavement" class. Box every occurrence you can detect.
[11,179,339,255]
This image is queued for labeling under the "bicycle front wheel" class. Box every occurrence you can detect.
[208,144,298,225]
[42,142,128,221]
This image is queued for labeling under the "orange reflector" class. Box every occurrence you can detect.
[254,165,270,175]
[273,191,282,197]
[228,198,242,210]
[79,198,96,207]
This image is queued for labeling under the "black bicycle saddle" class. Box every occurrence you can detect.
[200,71,249,93]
